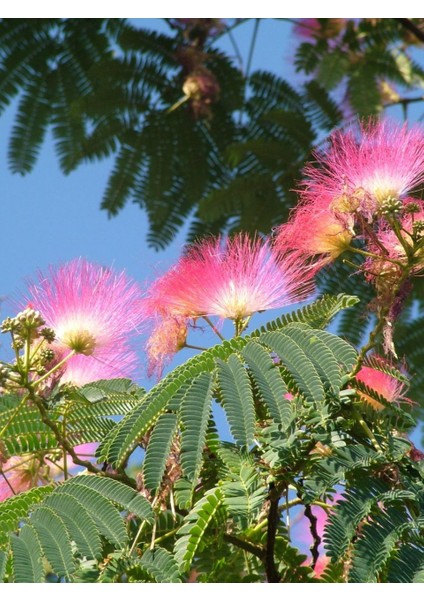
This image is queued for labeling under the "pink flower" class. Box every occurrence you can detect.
[303,120,424,221]
[355,357,408,411]
[146,316,188,379]
[275,200,353,272]
[24,258,143,385]
[294,18,346,41]
[0,454,54,501]
[145,234,315,322]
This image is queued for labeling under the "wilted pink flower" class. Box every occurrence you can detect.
[145,234,315,322]
[355,357,408,411]
[24,258,143,385]
[303,120,424,221]
[146,316,188,378]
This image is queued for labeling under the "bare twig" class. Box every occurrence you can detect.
[265,482,281,583]
[397,18,424,44]
[304,504,321,570]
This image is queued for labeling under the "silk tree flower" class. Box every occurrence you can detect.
[24,258,143,386]
[145,234,316,322]
[302,120,424,221]
[146,316,188,379]
[274,199,353,273]
[0,455,51,501]
[355,358,408,411]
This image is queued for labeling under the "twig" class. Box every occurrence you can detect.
[265,482,281,583]
[223,533,265,560]
[397,18,424,44]
[29,389,135,487]
[304,504,321,570]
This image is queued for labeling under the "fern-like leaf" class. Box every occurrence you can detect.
[180,372,215,484]
[217,355,255,447]
[174,487,224,572]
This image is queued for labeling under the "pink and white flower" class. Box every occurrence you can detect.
[355,357,408,411]
[24,258,143,385]
[144,234,315,322]
[302,120,424,221]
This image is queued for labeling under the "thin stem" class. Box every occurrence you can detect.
[0,471,17,496]
[152,527,180,546]
[202,316,225,341]
[130,496,159,555]
[397,18,424,44]
[245,19,260,81]
[149,519,157,551]
[129,521,147,555]
[304,504,321,570]
[386,216,413,259]
[223,533,265,560]
[28,388,135,487]
[359,216,389,256]
[184,343,208,352]
[347,245,405,268]
[353,406,383,453]
[226,25,243,70]
[265,483,281,583]
[33,350,76,388]
[166,94,189,114]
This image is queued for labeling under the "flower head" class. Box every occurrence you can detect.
[146,317,188,379]
[355,357,408,411]
[145,234,315,322]
[303,120,424,220]
[275,200,353,271]
[24,258,143,385]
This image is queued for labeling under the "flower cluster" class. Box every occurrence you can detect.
[23,258,144,386]
[142,234,316,376]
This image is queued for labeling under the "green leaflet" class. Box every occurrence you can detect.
[0,485,54,549]
[242,340,292,427]
[217,355,255,447]
[10,525,44,583]
[174,488,224,572]
[143,413,179,493]
[180,372,215,484]
[138,548,182,583]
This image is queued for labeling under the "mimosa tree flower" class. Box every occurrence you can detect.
[144,234,315,322]
[274,201,353,272]
[0,455,50,501]
[303,120,424,221]
[24,258,143,385]
[146,316,188,378]
[355,358,408,411]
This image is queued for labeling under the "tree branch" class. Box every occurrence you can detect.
[29,389,136,488]
[397,18,424,44]
[304,504,321,570]
[223,533,265,560]
[265,482,281,583]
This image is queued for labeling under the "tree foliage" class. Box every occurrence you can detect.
[1,18,424,584]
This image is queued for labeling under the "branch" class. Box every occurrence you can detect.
[304,504,321,570]
[265,482,281,583]
[397,18,424,44]
[29,389,135,488]
[223,533,265,560]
